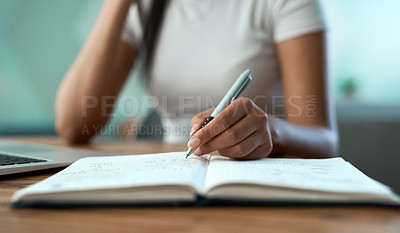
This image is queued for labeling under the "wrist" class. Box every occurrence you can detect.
[268,116,284,156]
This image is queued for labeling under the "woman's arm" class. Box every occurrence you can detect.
[55,0,137,144]
[271,32,338,158]
[188,32,338,159]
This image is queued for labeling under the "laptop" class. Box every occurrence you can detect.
[0,139,112,176]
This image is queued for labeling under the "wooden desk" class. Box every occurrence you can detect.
[1,137,399,233]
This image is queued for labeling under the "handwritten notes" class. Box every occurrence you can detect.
[13,153,400,207]
[204,156,391,195]
[22,152,210,194]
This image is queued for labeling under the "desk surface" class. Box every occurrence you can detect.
[1,136,399,233]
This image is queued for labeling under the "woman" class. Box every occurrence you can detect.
[55,0,338,160]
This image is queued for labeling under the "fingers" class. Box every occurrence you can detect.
[194,113,258,155]
[188,98,254,149]
[218,130,273,160]
[237,143,273,160]
[190,108,215,137]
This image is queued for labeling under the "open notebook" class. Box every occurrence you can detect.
[11,152,400,207]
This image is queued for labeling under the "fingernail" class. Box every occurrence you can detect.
[190,124,199,136]
[190,128,196,137]
[188,137,200,149]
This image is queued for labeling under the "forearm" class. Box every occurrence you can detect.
[55,0,133,143]
[269,117,338,158]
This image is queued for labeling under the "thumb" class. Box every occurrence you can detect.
[190,108,215,137]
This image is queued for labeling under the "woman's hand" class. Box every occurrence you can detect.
[188,98,274,160]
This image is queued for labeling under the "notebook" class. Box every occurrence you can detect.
[11,152,400,207]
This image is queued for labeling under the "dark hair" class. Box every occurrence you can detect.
[138,0,170,74]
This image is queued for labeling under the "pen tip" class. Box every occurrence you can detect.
[186,148,194,159]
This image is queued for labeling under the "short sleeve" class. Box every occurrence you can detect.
[272,0,325,43]
[121,3,143,47]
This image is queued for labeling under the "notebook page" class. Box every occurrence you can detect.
[17,152,210,196]
[203,156,393,196]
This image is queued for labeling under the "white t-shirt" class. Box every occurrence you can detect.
[121,0,325,143]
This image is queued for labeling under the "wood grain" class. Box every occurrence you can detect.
[1,136,399,233]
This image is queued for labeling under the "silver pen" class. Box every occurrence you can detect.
[185,69,252,158]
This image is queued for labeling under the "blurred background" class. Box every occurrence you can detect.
[0,0,399,192]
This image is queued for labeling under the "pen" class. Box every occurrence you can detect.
[185,69,252,158]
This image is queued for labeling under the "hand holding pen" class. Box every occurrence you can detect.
[186,69,275,160]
